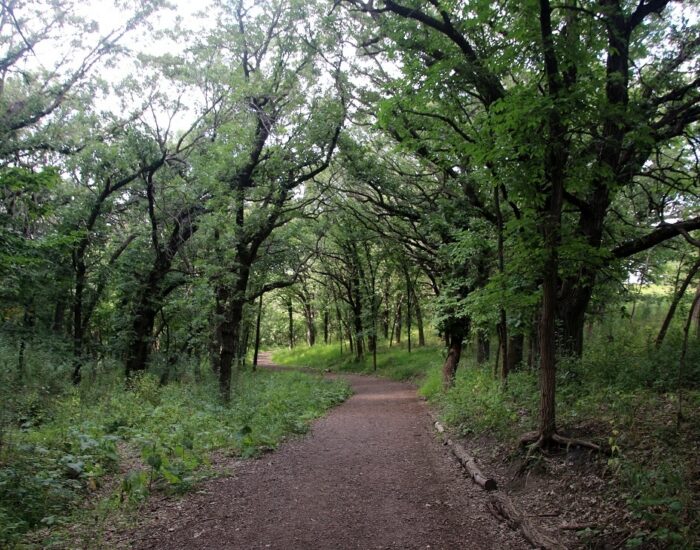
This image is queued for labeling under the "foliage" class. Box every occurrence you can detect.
[273,341,444,382]
[0,341,350,546]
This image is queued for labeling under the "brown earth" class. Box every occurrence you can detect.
[111,353,528,549]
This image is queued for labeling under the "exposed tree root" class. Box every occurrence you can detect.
[519,431,606,456]
[551,433,603,453]
[488,493,566,550]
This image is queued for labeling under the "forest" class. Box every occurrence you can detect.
[1,0,699,547]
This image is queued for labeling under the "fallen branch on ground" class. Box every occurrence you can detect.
[488,493,567,550]
[429,414,497,491]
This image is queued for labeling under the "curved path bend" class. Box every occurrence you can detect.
[124,353,526,549]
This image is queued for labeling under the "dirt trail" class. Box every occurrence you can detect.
[121,353,526,549]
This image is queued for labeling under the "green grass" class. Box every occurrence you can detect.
[272,341,445,382]
[0,355,350,548]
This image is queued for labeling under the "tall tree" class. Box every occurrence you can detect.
[345,0,700,446]
[198,0,345,399]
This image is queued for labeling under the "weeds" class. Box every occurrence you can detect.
[0,343,351,547]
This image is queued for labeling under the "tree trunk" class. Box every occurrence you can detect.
[497,315,509,380]
[18,339,26,377]
[323,310,329,344]
[351,267,364,359]
[336,303,344,353]
[372,319,378,372]
[656,259,700,348]
[219,298,244,401]
[476,332,490,364]
[303,302,316,346]
[507,334,524,372]
[495,183,509,380]
[353,304,363,359]
[413,289,425,346]
[537,0,566,443]
[394,300,402,344]
[124,299,159,377]
[209,315,223,374]
[539,248,559,442]
[52,298,65,334]
[253,292,263,369]
[442,325,466,389]
[405,271,412,353]
[124,261,175,377]
[240,320,250,367]
[71,263,86,384]
[558,291,590,357]
[382,300,390,339]
[692,282,700,339]
[287,299,295,349]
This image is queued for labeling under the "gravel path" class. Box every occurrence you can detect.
[124,354,526,549]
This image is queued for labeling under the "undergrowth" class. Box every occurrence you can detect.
[272,341,444,381]
[0,342,351,548]
[275,313,700,548]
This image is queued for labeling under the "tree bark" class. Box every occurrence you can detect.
[507,334,524,372]
[413,288,425,346]
[498,316,509,380]
[656,258,700,348]
[253,292,263,369]
[124,296,159,377]
[405,269,412,353]
[71,260,87,384]
[476,332,490,364]
[495,183,509,379]
[536,0,566,444]
[382,286,391,340]
[336,303,344,353]
[304,302,316,346]
[288,298,295,349]
[442,322,467,389]
[692,282,700,339]
[394,299,402,344]
[52,298,65,334]
[219,298,244,401]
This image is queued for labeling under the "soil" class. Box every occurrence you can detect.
[460,432,629,549]
[108,353,528,550]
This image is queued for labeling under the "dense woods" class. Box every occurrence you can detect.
[1,0,699,546]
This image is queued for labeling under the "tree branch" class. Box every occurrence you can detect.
[612,216,700,258]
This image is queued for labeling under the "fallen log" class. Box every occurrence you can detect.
[430,416,497,491]
[449,439,498,491]
[488,493,567,550]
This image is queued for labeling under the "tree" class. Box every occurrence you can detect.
[193,0,345,400]
[345,0,700,446]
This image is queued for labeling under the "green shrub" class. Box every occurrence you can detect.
[622,460,695,548]
[0,363,350,546]
[432,366,537,439]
